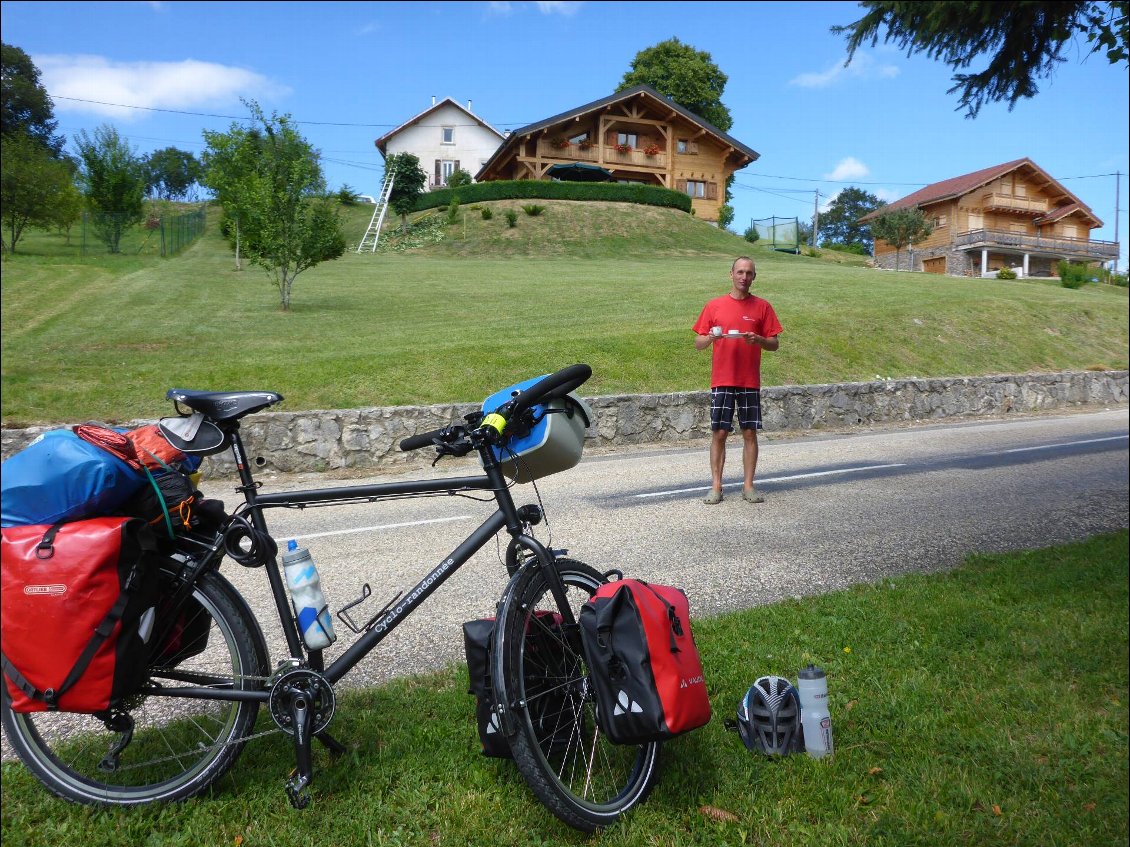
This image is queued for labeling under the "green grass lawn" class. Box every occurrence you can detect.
[1,202,1126,425]
[3,531,1126,847]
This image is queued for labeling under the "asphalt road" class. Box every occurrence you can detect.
[216,406,1129,688]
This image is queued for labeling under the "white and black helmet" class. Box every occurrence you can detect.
[734,675,803,756]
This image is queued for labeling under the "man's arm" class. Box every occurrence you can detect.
[694,333,715,351]
[745,333,780,351]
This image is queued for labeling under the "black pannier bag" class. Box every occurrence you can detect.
[579,579,711,745]
[151,594,211,668]
[1,517,160,714]
[463,611,575,758]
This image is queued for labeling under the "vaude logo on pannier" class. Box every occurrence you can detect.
[613,689,643,716]
[23,584,67,596]
[680,675,705,689]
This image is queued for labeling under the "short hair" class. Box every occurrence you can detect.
[731,256,756,273]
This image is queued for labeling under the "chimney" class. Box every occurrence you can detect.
[431,95,436,106]
[467,100,472,112]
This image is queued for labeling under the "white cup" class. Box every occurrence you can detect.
[711,326,722,337]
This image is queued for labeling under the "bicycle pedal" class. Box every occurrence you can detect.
[286,770,311,809]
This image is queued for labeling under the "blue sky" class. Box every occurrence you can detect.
[3,0,1128,267]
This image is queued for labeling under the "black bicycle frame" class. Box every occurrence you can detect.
[158,426,565,702]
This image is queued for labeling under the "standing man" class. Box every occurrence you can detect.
[692,256,782,504]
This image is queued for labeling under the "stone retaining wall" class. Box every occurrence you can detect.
[2,370,1125,477]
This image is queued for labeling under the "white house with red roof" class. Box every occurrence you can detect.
[374,97,506,190]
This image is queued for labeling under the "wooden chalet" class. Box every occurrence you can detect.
[861,158,1119,277]
[475,84,758,222]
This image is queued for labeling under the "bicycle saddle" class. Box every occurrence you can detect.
[165,389,284,422]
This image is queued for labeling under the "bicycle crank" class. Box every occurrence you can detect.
[269,668,337,809]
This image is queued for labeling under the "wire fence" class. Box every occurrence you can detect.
[13,208,209,259]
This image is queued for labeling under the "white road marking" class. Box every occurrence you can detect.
[1001,435,1128,454]
[633,463,908,499]
[288,515,474,541]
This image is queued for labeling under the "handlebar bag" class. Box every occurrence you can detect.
[0,429,146,528]
[463,611,574,758]
[1,517,160,713]
[480,376,593,483]
[579,579,711,745]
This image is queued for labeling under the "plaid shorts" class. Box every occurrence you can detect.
[710,387,763,432]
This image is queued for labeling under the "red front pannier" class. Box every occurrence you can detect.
[579,579,711,744]
[1,517,159,713]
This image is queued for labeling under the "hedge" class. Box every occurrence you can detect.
[413,180,693,214]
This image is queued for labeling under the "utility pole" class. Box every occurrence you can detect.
[1115,171,1121,273]
[812,189,820,247]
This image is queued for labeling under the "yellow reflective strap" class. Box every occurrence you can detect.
[482,413,508,435]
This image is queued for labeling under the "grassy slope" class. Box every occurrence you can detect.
[1,201,1126,425]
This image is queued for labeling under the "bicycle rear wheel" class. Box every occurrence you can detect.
[2,567,268,805]
[496,557,661,832]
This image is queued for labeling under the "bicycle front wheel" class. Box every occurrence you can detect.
[2,568,268,805]
[497,557,661,832]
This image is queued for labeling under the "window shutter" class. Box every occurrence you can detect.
[676,179,688,193]
[435,160,441,185]
[706,182,718,200]
[688,141,699,154]
[607,130,617,145]
[454,160,460,173]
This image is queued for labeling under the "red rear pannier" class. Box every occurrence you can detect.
[579,579,711,744]
[1,517,159,713]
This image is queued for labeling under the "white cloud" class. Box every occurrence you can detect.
[487,1,513,13]
[875,188,903,203]
[35,54,289,120]
[789,51,899,88]
[535,1,583,13]
[825,157,871,181]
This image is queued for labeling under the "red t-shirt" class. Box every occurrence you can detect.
[692,294,783,388]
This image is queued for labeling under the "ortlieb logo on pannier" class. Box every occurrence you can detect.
[579,578,711,745]
[0,517,160,714]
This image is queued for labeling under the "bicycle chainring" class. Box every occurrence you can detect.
[268,668,336,736]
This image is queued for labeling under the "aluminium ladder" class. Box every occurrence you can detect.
[357,171,395,253]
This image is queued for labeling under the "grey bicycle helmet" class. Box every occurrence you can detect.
[735,675,803,756]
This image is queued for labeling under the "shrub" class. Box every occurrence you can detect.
[504,209,518,228]
[446,169,473,189]
[743,225,760,243]
[1057,260,1094,289]
[336,184,360,205]
[522,204,545,217]
[996,267,1017,280]
[480,207,493,220]
[413,179,691,214]
[445,196,460,225]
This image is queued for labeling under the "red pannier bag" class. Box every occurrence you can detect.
[579,579,711,744]
[1,517,159,713]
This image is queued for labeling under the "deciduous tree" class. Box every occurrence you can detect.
[818,186,885,252]
[870,207,934,271]
[0,132,81,252]
[833,1,1130,117]
[1,42,65,156]
[202,123,261,269]
[617,38,733,131]
[204,101,345,310]
[384,152,427,233]
[73,124,147,253]
[144,147,202,201]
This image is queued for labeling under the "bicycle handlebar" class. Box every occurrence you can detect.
[398,428,448,452]
[398,364,593,452]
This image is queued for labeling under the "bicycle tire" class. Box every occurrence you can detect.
[2,567,268,805]
[497,557,661,832]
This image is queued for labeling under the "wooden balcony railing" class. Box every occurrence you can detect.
[980,193,1049,214]
[954,228,1120,260]
[535,141,667,169]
